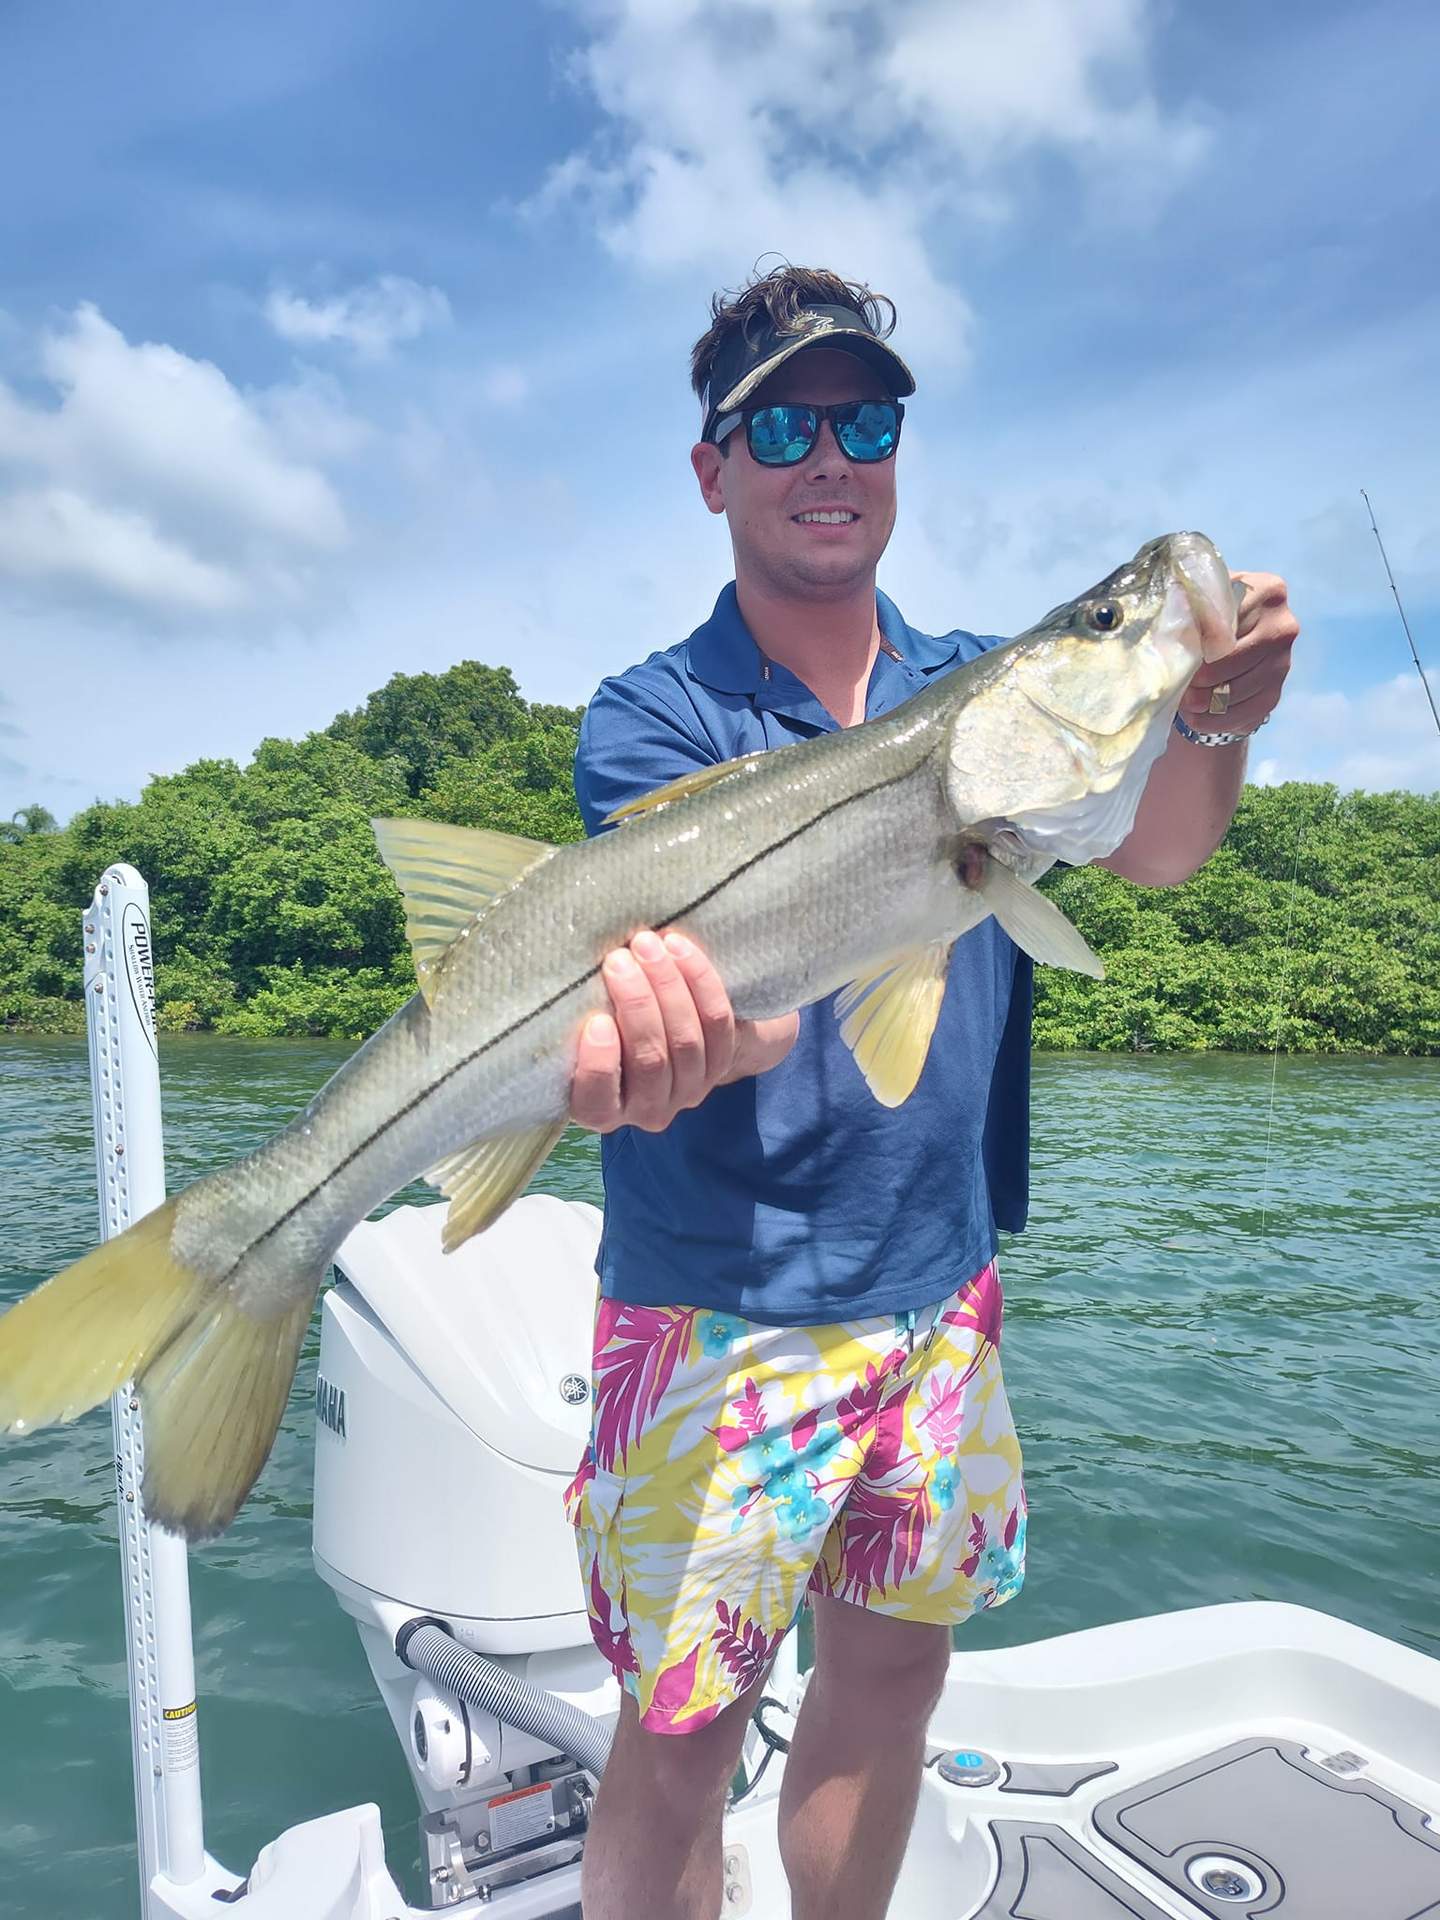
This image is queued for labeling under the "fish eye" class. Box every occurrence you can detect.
[1087,601,1124,633]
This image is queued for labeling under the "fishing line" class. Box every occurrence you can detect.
[1258,820,1304,1237]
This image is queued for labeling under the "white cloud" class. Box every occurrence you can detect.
[264,275,451,359]
[1248,670,1440,794]
[535,0,1208,364]
[0,488,243,611]
[255,370,374,463]
[0,304,347,615]
[883,0,1209,179]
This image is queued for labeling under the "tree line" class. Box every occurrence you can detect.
[1,661,1435,1052]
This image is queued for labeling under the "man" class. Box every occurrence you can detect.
[564,266,1298,1920]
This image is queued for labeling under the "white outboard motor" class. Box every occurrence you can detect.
[311,1196,619,1909]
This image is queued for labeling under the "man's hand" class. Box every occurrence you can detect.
[1102,569,1299,885]
[1181,571,1299,736]
[570,928,800,1134]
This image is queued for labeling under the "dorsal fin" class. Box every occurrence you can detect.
[603,752,766,824]
[834,942,953,1108]
[371,817,553,1006]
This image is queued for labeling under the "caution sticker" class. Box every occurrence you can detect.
[486,1779,553,1851]
[162,1700,199,1772]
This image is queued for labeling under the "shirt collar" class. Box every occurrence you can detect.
[685,584,759,694]
[686,584,960,718]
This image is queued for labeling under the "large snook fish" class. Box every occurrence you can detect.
[0,532,1236,1539]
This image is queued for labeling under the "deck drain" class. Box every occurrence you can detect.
[1187,1854,1265,1902]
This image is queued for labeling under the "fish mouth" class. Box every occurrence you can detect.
[1170,534,1236,663]
[1136,540,1231,702]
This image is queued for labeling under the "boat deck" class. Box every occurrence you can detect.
[936,1732,1440,1917]
[769,1604,1440,1920]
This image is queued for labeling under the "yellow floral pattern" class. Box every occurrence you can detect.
[565,1262,1025,1735]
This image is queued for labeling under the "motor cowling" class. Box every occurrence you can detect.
[311,1196,601,1646]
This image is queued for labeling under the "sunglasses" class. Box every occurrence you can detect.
[711,399,904,467]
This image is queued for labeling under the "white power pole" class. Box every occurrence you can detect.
[85,864,207,1911]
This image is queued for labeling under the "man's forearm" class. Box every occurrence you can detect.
[1101,567,1298,889]
[1100,724,1246,887]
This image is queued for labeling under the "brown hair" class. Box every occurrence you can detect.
[689,263,898,404]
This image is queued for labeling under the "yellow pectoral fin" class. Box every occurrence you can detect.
[372,817,554,1005]
[602,752,765,824]
[835,942,953,1108]
[977,858,1104,978]
[426,1121,568,1252]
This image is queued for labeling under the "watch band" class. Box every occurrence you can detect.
[1173,711,1266,749]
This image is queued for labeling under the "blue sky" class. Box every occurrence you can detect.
[2,0,1437,824]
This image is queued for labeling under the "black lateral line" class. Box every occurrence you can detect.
[218,766,904,1281]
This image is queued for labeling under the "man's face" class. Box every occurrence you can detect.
[691,347,899,601]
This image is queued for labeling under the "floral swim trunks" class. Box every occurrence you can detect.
[564,1260,1026,1736]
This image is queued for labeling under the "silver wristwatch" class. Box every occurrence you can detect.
[1172,711,1267,749]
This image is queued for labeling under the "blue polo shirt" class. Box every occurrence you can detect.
[574,583,1033,1327]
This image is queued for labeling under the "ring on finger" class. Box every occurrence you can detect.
[1208,682,1232,716]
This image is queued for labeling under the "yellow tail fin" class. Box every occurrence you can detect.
[0,1202,194,1429]
[0,1199,315,1540]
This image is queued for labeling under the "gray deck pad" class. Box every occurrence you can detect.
[976,1822,1173,1919]
[1092,1736,1440,1917]
[999,1760,1119,1797]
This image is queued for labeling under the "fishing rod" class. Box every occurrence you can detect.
[1263,492,1439,1231]
[1361,488,1440,738]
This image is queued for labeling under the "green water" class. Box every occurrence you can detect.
[1,1035,1436,1917]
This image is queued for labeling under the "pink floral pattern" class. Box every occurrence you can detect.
[586,1560,640,1676]
[568,1260,1024,1736]
[835,1357,898,1448]
[829,1481,933,1603]
[647,1642,708,1731]
[591,1301,698,1469]
[917,1373,967,1457]
[709,1375,768,1453]
[712,1601,783,1692]
[941,1260,1004,1351]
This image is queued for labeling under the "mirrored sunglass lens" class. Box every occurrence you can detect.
[748,406,817,464]
[835,402,899,461]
